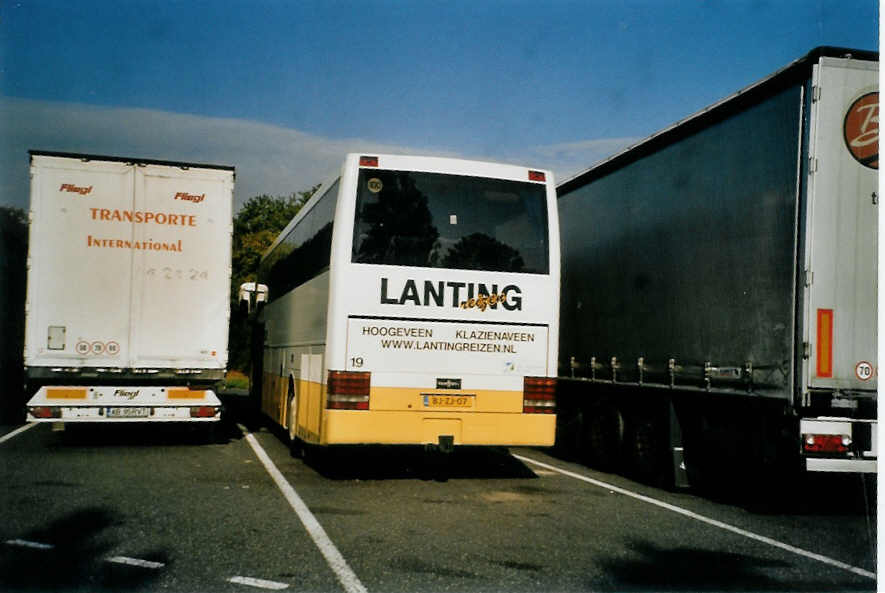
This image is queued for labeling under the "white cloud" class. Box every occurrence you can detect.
[0,97,636,211]
[0,97,460,211]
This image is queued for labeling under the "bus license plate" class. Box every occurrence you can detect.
[423,394,475,408]
[107,407,151,418]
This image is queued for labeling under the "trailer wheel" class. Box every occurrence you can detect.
[554,407,586,460]
[205,422,218,444]
[626,414,670,488]
[584,404,624,472]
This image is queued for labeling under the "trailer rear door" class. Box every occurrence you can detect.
[25,157,135,368]
[804,56,878,392]
[129,164,233,370]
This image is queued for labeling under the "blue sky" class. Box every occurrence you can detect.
[0,1,878,211]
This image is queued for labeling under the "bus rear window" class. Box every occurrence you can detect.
[352,170,549,274]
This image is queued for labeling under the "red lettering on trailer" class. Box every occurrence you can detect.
[174,192,205,203]
[59,183,93,195]
[89,208,196,226]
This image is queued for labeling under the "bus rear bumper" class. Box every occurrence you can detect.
[321,410,556,447]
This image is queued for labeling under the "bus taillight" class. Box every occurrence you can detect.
[327,371,371,410]
[523,377,556,414]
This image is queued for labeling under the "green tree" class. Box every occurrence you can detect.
[228,186,319,372]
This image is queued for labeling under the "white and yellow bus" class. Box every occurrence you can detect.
[241,154,559,452]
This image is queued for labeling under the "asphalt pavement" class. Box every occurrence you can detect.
[0,393,876,593]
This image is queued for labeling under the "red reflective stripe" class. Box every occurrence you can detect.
[817,309,833,378]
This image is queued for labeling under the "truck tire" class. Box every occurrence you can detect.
[554,407,586,460]
[205,422,218,444]
[626,414,670,488]
[584,403,624,472]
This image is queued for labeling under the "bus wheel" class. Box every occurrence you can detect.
[287,392,304,459]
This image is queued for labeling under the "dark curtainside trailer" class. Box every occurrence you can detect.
[556,47,878,490]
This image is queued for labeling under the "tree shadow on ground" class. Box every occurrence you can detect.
[0,507,166,592]
[592,540,874,593]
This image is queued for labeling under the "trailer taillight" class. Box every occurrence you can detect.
[804,434,851,454]
[30,407,61,419]
[190,406,220,418]
[359,156,379,167]
[523,377,556,414]
[528,170,546,182]
[327,371,371,410]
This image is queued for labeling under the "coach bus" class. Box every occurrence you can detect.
[240,154,559,453]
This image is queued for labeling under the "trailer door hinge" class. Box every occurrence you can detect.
[803,269,813,287]
[812,85,821,103]
[808,157,818,173]
[802,342,810,359]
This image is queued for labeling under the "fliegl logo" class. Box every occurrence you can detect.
[380,278,523,311]
[174,192,206,204]
[59,183,93,195]
[113,389,140,400]
[844,91,878,169]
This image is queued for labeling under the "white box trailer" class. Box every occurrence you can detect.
[556,47,877,488]
[24,151,234,424]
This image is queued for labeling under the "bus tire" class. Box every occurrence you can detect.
[286,388,304,459]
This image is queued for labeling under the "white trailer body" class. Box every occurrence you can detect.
[800,56,878,470]
[24,152,234,423]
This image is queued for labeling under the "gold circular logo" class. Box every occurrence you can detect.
[844,92,878,169]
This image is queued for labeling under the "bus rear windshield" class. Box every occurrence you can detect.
[352,169,549,274]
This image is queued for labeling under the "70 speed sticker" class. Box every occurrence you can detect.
[855,361,875,381]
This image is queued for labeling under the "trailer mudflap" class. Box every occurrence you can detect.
[26,385,222,422]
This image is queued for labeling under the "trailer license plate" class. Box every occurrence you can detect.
[423,394,475,408]
[107,407,151,418]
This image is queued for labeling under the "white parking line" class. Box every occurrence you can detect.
[0,423,38,445]
[5,539,54,550]
[238,425,368,593]
[229,575,290,590]
[513,453,876,581]
[106,556,165,569]
[6,537,291,588]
